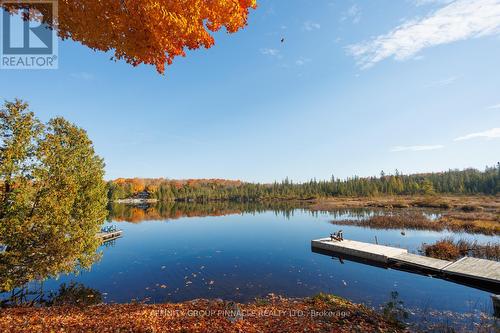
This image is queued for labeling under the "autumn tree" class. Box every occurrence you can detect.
[1,0,257,74]
[107,165,500,202]
[0,100,107,291]
[130,178,146,194]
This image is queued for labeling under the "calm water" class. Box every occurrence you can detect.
[4,203,499,328]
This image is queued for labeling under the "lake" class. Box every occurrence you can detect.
[3,202,499,330]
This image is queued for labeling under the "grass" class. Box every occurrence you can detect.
[422,237,500,261]
[330,209,500,235]
[309,194,500,212]
[411,197,452,209]
[344,211,439,230]
[330,212,500,235]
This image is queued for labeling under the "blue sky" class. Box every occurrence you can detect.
[1,0,499,182]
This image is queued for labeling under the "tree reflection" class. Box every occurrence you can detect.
[107,201,379,224]
[46,282,102,307]
[1,281,102,307]
[0,220,102,304]
[107,201,315,223]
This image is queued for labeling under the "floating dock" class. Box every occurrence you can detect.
[312,238,500,293]
[96,230,123,242]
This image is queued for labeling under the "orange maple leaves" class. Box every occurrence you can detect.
[2,0,257,73]
[0,296,405,333]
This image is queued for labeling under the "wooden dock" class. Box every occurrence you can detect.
[391,252,452,270]
[312,238,500,292]
[312,238,407,263]
[96,230,123,242]
[442,257,500,284]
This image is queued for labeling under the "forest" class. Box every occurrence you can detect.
[107,164,500,202]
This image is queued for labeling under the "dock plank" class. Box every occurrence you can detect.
[311,238,407,263]
[391,253,452,270]
[443,257,500,283]
[96,230,123,241]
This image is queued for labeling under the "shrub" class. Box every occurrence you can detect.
[424,238,460,260]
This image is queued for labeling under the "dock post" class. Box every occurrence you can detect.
[492,295,500,318]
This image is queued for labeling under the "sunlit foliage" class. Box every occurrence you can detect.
[107,166,500,202]
[0,100,107,291]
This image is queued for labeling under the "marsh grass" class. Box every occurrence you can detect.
[331,211,442,231]
[422,238,500,261]
[331,210,500,235]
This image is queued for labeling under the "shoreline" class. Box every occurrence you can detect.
[0,294,404,332]
[307,194,500,211]
[113,194,500,210]
[110,195,500,234]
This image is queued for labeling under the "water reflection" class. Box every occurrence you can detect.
[106,201,384,223]
[0,202,497,331]
[1,281,102,307]
[107,201,310,222]
[47,282,102,307]
[0,220,102,305]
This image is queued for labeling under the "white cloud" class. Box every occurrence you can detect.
[391,145,445,152]
[486,103,500,109]
[260,48,280,57]
[412,0,456,6]
[347,0,500,69]
[454,128,500,141]
[424,75,459,87]
[295,57,312,66]
[341,5,362,24]
[303,21,321,31]
[70,72,94,80]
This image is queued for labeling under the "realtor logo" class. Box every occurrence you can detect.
[1,0,58,69]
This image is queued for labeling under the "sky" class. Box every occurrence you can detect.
[1,0,500,182]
